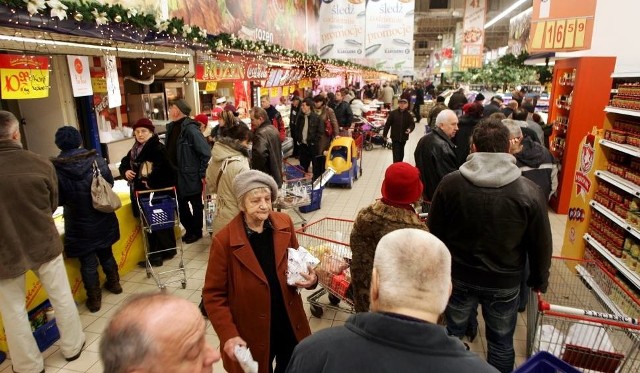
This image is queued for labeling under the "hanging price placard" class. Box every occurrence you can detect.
[0,54,50,99]
[529,0,596,52]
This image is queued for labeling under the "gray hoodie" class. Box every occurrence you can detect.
[459,152,521,188]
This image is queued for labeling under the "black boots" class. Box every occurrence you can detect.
[104,269,123,294]
[85,286,102,313]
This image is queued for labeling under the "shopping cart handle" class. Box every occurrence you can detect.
[538,295,550,312]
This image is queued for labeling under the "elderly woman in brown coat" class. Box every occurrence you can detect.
[203,170,317,373]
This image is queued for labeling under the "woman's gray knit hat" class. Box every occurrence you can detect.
[233,170,279,200]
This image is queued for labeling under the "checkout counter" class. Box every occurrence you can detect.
[0,181,145,352]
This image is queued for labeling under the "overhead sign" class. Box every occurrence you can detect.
[460,0,486,69]
[67,55,93,97]
[0,54,49,99]
[104,56,121,108]
[364,0,415,72]
[318,0,366,59]
[529,0,597,52]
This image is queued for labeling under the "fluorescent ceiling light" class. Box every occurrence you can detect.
[0,34,192,58]
[484,0,528,29]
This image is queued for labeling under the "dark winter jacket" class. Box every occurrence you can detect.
[453,114,481,165]
[52,148,120,257]
[286,312,499,373]
[427,102,447,128]
[265,105,286,141]
[252,121,283,187]
[350,201,427,312]
[333,101,354,128]
[383,108,415,142]
[414,128,458,201]
[293,111,323,155]
[119,135,177,216]
[166,117,211,197]
[428,153,552,292]
[313,106,339,153]
[482,101,501,117]
[448,91,468,111]
[515,137,558,200]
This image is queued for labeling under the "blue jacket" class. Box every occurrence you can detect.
[51,149,120,257]
[166,118,211,197]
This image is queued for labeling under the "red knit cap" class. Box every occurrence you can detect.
[194,114,209,126]
[381,162,423,205]
[132,118,155,132]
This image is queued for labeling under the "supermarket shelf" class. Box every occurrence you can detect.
[584,233,640,289]
[595,170,640,197]
[589,200,640,240]
[599,139,640,158]
[604,106,640,117]
[576,264,626,317]
[611,72,640,78]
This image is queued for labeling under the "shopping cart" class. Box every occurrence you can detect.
[274,162,313,226]
[136,187,187,289]
[526,256,640,372]
[296,218,354,318]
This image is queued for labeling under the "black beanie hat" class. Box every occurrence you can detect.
[55,126,82,151]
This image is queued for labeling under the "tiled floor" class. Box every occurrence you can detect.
[0,127,568,372]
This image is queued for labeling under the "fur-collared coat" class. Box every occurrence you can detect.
[349,200,428,312]
[205,136,250,234]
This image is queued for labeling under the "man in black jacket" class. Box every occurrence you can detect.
[428,118,552,373]
[293,98,324,178]
[289,96,302,157]
[448,87,468,117]
[383,98,415,163]
[414,109,458,212]
[333,88,354,132]
[286,229,498,373]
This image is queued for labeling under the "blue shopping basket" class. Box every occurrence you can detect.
[514,352,580,373]
[140,195,176,232]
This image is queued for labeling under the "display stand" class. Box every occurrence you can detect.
[548,57,616,214]
[560,72,640,318]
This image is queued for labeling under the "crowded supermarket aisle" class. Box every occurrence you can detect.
[0,127,567,373]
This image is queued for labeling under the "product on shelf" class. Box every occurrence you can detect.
[616,82,640,97]
[604,129,626,144]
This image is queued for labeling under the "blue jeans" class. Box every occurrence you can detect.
[78,247,118,289]
[446,280,520,373]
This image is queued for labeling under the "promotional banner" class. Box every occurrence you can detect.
[509,7,533,55]
[169,0,309,52]
[461,0,486,69]
[67,56,93,97]
[104,56,121,108]
[364,0,415,73]
[317,0,366,59]
[529,0,597,52]
[0,54,49,99]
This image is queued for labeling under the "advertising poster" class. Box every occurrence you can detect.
[67,55,93,97]
[364,0,415,73]
[0,54,49,99]
[169,0,309,52]
[529,0,597,52]
[509,8,533,55]
[317,0,366,59]
[104,56,121,108]
[461,0,486,69]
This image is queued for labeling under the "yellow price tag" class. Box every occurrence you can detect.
[270,87,280,98]
[564,19,577,49]
[205,81,217,91]
[574,18,587,48]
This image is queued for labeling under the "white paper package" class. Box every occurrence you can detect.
[234,345,258,373]
[286,246,320,286]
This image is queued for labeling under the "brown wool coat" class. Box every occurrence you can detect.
[349,200,428,312]
[203,211,311,373]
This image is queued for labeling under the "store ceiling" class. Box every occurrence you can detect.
[413,0,533,70]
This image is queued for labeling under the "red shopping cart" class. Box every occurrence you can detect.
[526,256,640,372]
[296,218,354,318]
